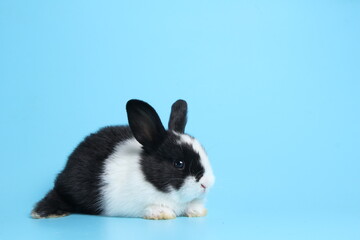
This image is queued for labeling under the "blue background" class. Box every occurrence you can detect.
[1,0,359,239]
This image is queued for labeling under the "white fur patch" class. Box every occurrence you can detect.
[101,138,188,217]
[100,135,215,218]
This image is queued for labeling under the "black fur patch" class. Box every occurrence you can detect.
[140,133,205,192]
[168,100,187,133]
[33,126,133,216]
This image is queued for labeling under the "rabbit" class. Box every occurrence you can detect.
[31,99,215,220]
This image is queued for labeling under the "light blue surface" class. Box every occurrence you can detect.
[1,1,359,239]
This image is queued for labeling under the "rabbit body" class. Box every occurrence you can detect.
[32,100,214,219]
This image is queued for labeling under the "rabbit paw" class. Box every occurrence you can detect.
[185,203,207,217]
[31,210,70,219]
[143,205,176,220]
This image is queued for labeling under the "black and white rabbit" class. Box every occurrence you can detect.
[32,99,215,220]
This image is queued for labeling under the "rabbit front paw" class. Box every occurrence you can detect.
[185,203,207,217]
[143,205,176,220]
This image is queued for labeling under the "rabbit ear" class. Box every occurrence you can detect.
[126,100,166,149]
[168,99,188,133]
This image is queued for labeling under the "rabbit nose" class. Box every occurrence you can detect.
[201,184,206,189]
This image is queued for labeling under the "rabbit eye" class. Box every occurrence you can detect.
[173,160,185,169]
